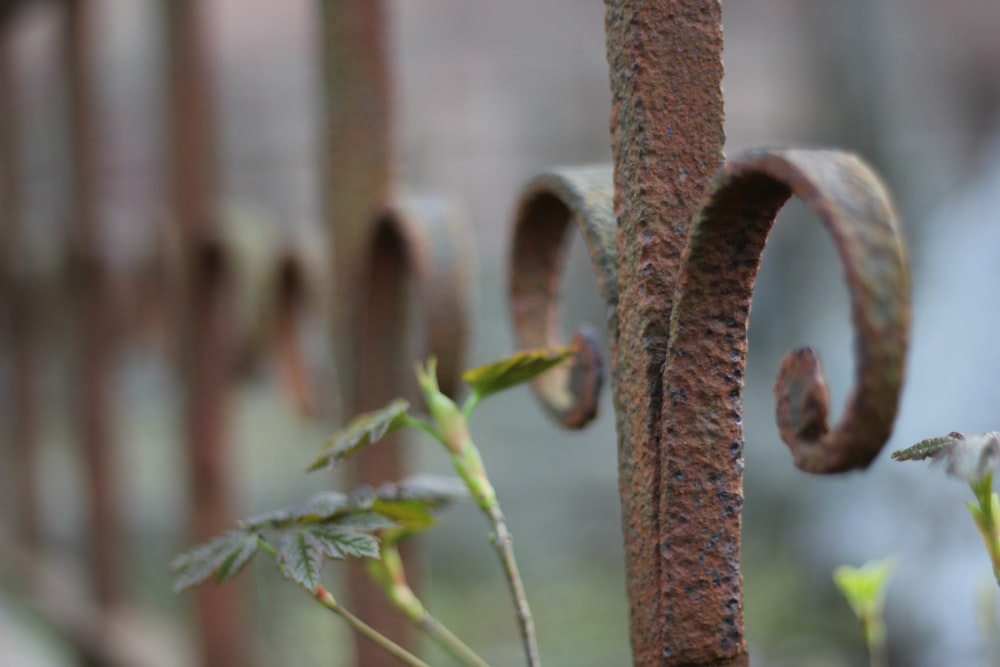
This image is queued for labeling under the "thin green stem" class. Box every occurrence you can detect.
[315,586,432,667]
[969,474,1000,588]
[419,362,540,666]
[485,503,539,667]
[368,545,493,667]
[404,415,445,444]
[257,537,430,667]
[865,612,887,667]
[462,392,483,420]
[420,612,492,667]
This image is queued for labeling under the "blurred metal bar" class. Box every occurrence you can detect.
[65,0,122,613]
[318,2,411,664]
[164,2,248,666]
[0,16,41,551]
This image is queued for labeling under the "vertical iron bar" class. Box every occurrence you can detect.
[165,2,249,666]
[0,18,41,551]
[603,2,729,665]
[320,0,392,394]
[65,0,122,611]
[319,2,413,665]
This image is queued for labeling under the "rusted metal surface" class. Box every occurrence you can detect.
[509,166,617,428]
[65,0,123,612]
[657,149,908,664]
[165,1,249,665]
[519,3,919,665]
[604,2,726,664]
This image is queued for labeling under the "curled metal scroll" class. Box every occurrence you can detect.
[366,195,471,398]
[666,148,910,474]
[508,166,617,428]
[156,216,331,415]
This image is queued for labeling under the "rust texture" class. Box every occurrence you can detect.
[590,3,911,665]
[658,149,908,664]
[165,1,249,665]
[604,2,726,664]
[509,166,617,428]
[65,0,123,610]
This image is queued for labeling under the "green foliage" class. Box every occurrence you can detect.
[461,347,573,401]
[173,349,575,667]
[172,530,260,593]
[833,558,894,620]
[308,399,411,471]
[833,558,894,667]
[240,491,354,530]
[171,474,465,595]
[276,525,380,592]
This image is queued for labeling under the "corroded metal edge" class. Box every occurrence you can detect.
[508,165,617,429]
[655,148,910,663]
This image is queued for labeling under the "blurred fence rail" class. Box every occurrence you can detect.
[0,1,469,666]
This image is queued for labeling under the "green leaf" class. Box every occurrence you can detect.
[372,499,438,532]
[363,475,469,532]
[833,558,895,619]
[240,491,353,530]
[462,347,573,400]
[375,475,469,506]
[307,399,411,472]
[276,530,327,592]
[171,530,258,593]
[332,511,400,533]
[275,524,383,592]
[310,525,381,560]
[214,533,260,584]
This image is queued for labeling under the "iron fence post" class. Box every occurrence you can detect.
[65,0,123,616]
[165,2,249,665]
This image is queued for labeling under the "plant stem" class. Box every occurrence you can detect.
[485,504,540,667]
[368,544,493,667]
[865,611,888,667]
[969,475,1000,588]
[420,612,493,667]
[418,362,540,666]
[257,537,429,667]
[462,392,483,419]
[314,585,432,667]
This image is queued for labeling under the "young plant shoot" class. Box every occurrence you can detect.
[893,432,1000,586]
[833,558,895,667]
[172,346,573,667]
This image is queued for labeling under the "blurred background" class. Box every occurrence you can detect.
[3,0,1000,666]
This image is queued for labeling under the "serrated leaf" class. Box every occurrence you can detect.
[308,399,411,472]
[240,491,353,530]
[214,533,260,584]
[171,530,257,593]
[462,348,573,399]
[276,530,326,592]
[891,435,959,462]
[310,525,381,560]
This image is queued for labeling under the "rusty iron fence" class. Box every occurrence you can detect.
[0,2,910,667]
